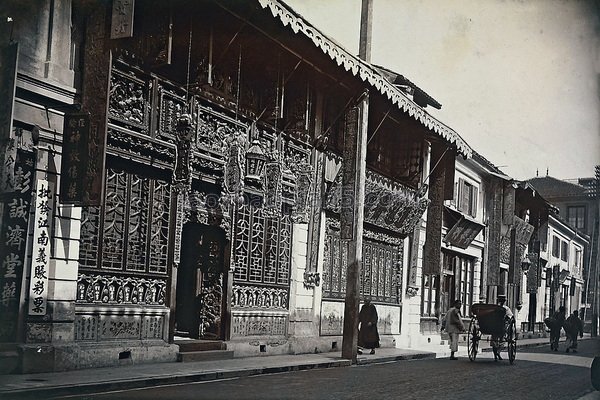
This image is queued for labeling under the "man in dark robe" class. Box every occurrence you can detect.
[358,299,380,355]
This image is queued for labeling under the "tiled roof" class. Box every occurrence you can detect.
[526,176,588,199]
[258,0,472,157]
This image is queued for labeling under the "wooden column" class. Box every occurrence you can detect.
[341,0,372,364]
[341,95,369,363]
[422,143,447,276]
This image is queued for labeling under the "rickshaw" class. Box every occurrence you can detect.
[467,303,517,364]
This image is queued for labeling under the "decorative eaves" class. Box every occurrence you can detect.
[258,0,472,158]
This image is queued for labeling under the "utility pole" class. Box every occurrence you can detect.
[341,0,371,363]
[593,165,600,337]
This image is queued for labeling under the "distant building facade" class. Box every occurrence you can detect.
[529,174,600,333]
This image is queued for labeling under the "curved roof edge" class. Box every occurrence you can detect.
[258,0,472,158]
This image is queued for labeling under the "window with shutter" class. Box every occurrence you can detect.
[457,178,478,217]
[458,179,469,214]
[471,186,478,218]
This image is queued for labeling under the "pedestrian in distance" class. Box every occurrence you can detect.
[443,299,466,360]
[547,306,566,351]
[491,295,513,361]
[564,310,584,353]
[357,298,380,355]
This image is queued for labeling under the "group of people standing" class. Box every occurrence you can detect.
[546,306,584,353]
[442,297,585,360]
[355,297,584,358]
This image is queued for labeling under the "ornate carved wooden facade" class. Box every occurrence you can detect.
[77,57,314,341]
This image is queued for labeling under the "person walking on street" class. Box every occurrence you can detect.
[565,310,584,353]
[444,300,466,360]
[549,306,566,351]
[491,295,513,361]
[358,299,380,355]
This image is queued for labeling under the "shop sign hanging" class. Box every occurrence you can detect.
[0,149,34,339]
[263,152,283,217]
[28,178,53,316]
[0,43,18,143]
[60,112,90,205]
[110,0,135,39]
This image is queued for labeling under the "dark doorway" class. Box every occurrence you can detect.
[175,223,227,339]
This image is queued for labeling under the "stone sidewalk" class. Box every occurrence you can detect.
[0,335,568,399]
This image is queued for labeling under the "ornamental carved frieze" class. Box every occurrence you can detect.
[291,161,313,224]
[158,86,186,144]
[222,128,247,201]
[76,274,167,306]
[108,68,150,133]
[173,114,195,190]
[303,271,321,289]
[306,152,324,285]
[75,314,167,341]
[107,128,175,164]
[325,166,429,236]
[263,152,284,218]
[231,284,289,310]
[231,314,287,337]
[193,101,247,155]
[184,190,232,241]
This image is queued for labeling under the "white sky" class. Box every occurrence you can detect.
[285,0,600,181]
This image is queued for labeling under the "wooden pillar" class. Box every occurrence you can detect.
[341,95,369,363]
[341,0,372,364]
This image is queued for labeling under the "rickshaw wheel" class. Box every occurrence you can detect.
[467,318,479,362]
[507,318,517,365]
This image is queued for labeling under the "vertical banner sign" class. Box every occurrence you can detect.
[0,150,34,340]
[60,113,90,204]
[110,0,135,39]
[486,180,503,285]
[263,160,283,217]
[422,143,446,275]
[28,178,52,315]
[340,107,358,240]
[0,43,18,142]
[81,2,111,206]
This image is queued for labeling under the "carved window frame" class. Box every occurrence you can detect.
[79,167,172,277]
[322,220,402,305]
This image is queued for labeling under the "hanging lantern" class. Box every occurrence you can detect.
[521,254,532,274]
[245,122,266,181]
[245,139,266,181]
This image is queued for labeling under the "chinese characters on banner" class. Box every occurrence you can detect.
[110,0,135,39]
[60,113,90,205]
[0,150,34,340]
[28,178,52,316]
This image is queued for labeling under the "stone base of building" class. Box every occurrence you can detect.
[18,340,178,373]
[227,334,398,358]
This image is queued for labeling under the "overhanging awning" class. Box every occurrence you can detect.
[257,0,472,158]
[443,206,485,249]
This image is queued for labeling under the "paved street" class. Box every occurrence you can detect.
[53,339,600,400]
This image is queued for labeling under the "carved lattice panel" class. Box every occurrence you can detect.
[80,169,171,276]
[232,203,292,298]
[79,206,101,268]
[126,175,149,272]
[249,207,265,283]
[103,170,127,270]
[277,214,291,285]
[323,223,402,304]
[149,180,170,274]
